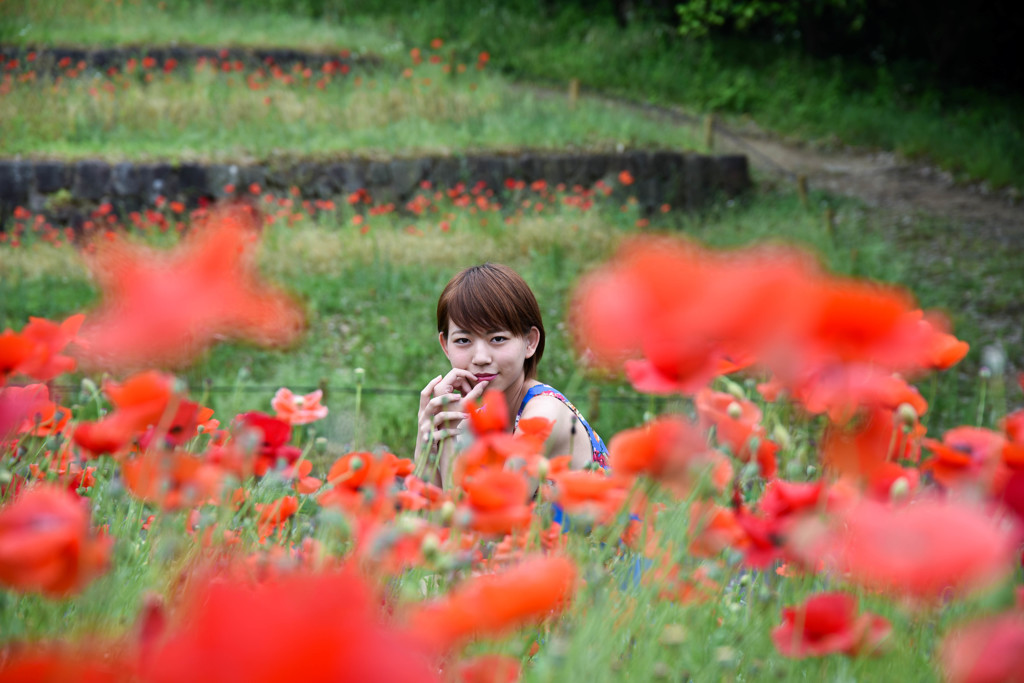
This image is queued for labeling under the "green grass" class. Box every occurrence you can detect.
[5,0,1020,187]
[0,57,699,160]
[1,185,1011,448]
[0,0,389,51]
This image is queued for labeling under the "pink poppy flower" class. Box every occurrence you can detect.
[271,387,328,425]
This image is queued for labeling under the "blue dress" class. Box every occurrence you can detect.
[513,382,609,468]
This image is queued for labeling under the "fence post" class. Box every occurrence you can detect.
[588,386,601,423]
[796,174,809,209]
[823,207,836,242]
[703,114,714,151]
[568,78,579,110]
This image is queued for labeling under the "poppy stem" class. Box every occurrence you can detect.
[976,368,989,427]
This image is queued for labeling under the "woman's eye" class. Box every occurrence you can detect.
[491,336,507,343]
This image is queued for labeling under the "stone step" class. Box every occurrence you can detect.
[0,151,749,229]
[0,44,378,76]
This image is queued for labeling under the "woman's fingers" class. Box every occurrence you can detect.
[426,393,465,412]
[461,379,489,405]
[434,368,477,397]
[432,411,468,428]
[419,374,444,411]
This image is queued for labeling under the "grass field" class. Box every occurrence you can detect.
[4,0,1021,189]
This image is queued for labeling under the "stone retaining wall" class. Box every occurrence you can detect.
[0,45,375,74]
[0,151,749,228]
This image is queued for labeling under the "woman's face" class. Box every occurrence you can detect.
[440,321,540,393]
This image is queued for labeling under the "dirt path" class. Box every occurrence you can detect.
[710,126,1024,246]
[563,85,1024,243]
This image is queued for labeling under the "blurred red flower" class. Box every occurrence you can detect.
[0,384,69,441]
[823,406,925,487]
[121,450,223,511]
[790,498,1015,600]
[940,613,1024,683]
[76,204,305,370]
[0,315,82,385]
[142,568,438,683]
[772,592,891,658]
[923,426,1006,490]
[0,485,111,596]
[460,469,532,535]
[235,411,302,476]
[547,469,628,525]
[466,389,509,435]
[609,416,713,494]
[408,554,577,652]
[456,654,520,683]
[696,388,778,478]
[256,496,299,540]
[73,371,176,457]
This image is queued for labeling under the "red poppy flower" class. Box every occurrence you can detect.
[0,329,36,382]
[460,469,532,535]
[696,388,778,478]
[456,654,520,683]
[138,399,215,450]
[0,485,111,596]
[823,406,925,484]
[608,416,712,494]
[235,411,302,476]
[319,452,405,518]
[547,469,628,525]
[782,364,929,425]
[73,371,177,457]
[0,384,67,441]
[0,645,130,682]
[688,502,748,558]
[790,498,1015,600]
[255,496,299,540]
[142,568,438,683]
[772,592,891,658]
[466,389,509,435]
[923,426,1006,489]
[940,614,1024,683]
[121,451,223,511]
[76,204,305,370]
[408,555,577,652]
[10,314,83,382]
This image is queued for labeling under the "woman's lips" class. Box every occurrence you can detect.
[474,374,497,382]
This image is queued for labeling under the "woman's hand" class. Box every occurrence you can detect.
[414,369,489,486]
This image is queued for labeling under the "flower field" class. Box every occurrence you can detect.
[2,9,1023,682]
[2,183,1022,682]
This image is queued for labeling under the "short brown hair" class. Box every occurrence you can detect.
[437,263,545,379]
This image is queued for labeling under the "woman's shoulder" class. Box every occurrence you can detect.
[520,391,574,422]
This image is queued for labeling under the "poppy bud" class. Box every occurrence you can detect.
[421,532,441,560]
[658,623,686,647]
[772,423,792,450]
[440,500,456,524]
[889,477,910,502]
[536,457,550,480]
[721,377,746,400]
[896,402,918,426]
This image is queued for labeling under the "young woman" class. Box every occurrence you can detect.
[414,263,608,489]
